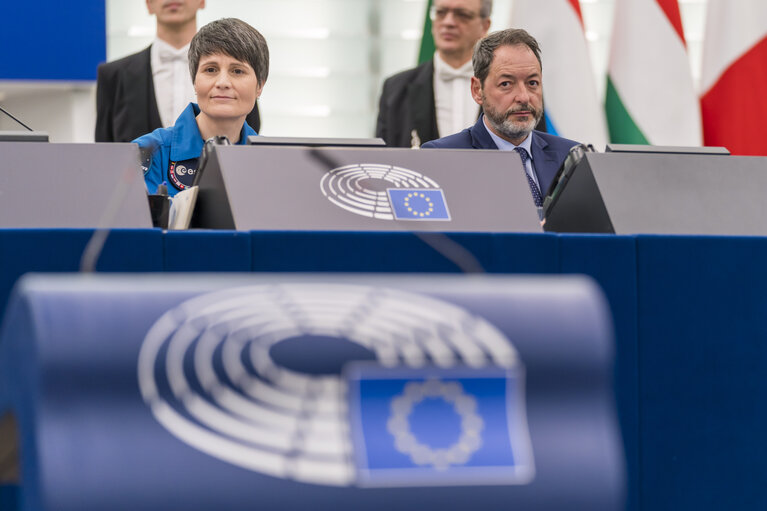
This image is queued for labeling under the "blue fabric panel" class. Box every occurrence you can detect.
[0,1,106,80]
[0,229,162,316]
[559,233,638,511]
[164,231,251,272]
[488,233,559,273]
[636,235,767,510]
[251,232,501,273]
[0,485,19,511]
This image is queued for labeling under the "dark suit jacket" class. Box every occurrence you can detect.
[95,45,261,143]
[422,115,579,195]
[375,61,439,148]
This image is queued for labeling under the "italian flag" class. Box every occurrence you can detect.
[605,0,702,146]
[418,0,435,64]
[511,0,607,150]
[700,0,767,156]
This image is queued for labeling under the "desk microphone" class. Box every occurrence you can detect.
[0,105,34,131]
[193,136,231,187]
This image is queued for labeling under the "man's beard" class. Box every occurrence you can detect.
[482,94,543,141]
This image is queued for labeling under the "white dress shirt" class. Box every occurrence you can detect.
[483,118,541,190]
[433,53,479,138]
[151,38,196,128]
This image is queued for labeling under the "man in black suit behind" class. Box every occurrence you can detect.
[375,0,491,148]
[95,0,260,142]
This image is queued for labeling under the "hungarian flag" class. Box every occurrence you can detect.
[605,0,701,146]
[700,0,767,156]
[511,0,607,150]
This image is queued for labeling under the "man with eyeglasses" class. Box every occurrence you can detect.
[422,29,579,215]
[375,0,491,148]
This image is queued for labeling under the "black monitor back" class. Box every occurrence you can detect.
[544,151,767,235]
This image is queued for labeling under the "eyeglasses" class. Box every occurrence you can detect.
[429,5,482,23]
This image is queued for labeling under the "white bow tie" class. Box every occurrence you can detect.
[158,47,187,64]
[438,66,473,82]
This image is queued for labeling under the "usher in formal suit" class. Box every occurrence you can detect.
[422,115,578,196]
[95,46,261,143]
[375,61,438,148]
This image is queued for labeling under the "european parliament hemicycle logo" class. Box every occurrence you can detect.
[137,284,533,487]
[320,164,451,221]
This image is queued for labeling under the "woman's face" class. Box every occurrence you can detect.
[194,53,261,122]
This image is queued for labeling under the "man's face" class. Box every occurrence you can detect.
[431,0,491,61]
[146,0,205,26]
[472,44,543,144]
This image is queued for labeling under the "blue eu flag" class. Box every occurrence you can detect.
[387,189,451,221]
[346,365,534,487]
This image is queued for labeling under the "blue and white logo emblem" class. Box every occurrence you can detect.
[320,164,451,221]
[348,365,532,487]
[137,284,532,487]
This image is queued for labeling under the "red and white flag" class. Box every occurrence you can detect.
[700,0,767,155]
[605,0,701,146]
[511,0,607,150]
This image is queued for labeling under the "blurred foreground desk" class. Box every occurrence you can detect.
[1,229,766,510]
[0,274,621,511]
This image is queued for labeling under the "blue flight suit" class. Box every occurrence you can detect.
[134,102,257,196]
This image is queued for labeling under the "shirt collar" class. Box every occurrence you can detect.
[151,38,190,69]
[152,38,190,57]
[483,116,534,158]
[170,103,205,162]
[433,52,473,80]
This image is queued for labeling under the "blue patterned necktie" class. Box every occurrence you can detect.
[514,147,543,207]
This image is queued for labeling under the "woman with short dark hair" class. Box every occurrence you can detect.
[135,18,269,196]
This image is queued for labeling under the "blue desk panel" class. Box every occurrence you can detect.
[559,234,639,511]
[0,229,163,314]
[250,232,559,274]
[636,236,767,510]
[0,229,765,510]
[164,230,252,272]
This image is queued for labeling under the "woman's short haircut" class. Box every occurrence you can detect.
[189,18,269,87]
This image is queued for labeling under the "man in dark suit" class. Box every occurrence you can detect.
[375,0,492,148]
[422,28,579,204]
[95,0,259,142]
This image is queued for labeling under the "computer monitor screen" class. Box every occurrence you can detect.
[248,136,385,147]
[0,131,49,142]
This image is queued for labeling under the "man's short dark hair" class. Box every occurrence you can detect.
[434,0,492,19]
[479,0,493,18]
[189,18,269,87]
[472,28,542,85]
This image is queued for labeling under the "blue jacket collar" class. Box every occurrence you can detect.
[470,114,498,149]
[170,103,257,161]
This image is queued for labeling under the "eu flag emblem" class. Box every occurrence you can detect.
[387,189,451,221]
[347,365,534,487]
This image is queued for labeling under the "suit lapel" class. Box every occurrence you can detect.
[530,132,560,195]
[406,61,438,145]
[126,46,161,132]
[470,115,498,149]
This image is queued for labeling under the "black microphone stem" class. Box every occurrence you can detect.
[0,106,34,131]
